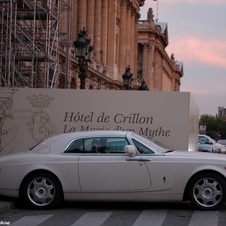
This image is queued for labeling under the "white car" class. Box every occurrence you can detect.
[1,131,226,210]
[198,134,226,153]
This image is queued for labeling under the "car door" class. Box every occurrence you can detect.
[131,137,175,191]
[78,136,151,192]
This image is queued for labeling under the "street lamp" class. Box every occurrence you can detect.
[74,28,93,89]
[122,66,133,90]
[139,80,149,90]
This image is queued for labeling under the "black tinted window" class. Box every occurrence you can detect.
[65,137,129,154]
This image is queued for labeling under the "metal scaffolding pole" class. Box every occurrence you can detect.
[0,0,60,88]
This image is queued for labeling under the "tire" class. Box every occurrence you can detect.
[188,172,226,210]
[20,172,63,210]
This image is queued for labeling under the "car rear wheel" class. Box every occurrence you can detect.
[188,172,226,210]
[20,172,63,209]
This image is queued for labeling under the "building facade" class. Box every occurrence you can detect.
[138,8,183,91]
[0,0,183,91]
[58,0,145,90]
[218,107,226,117]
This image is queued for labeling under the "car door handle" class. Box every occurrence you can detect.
[126,158,151,162]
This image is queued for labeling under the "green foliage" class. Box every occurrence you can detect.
[199,114,226,139]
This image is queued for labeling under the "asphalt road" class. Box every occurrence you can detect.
[1,201,226,226]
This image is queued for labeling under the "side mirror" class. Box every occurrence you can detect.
[124,145,136,157]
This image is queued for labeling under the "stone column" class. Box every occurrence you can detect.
[94,0,102,63]
[59,1,67,34]
[77,0,87,31]
[142,43,149,84]
[101,0,108,65]
[71,0,78,42]
[87,0,95,45]
[119,0,127,75]
[107,0,118,79]
[147,44,155,90]
[153,50,162,91]
[133,14,139,77]
[125,8,131,67]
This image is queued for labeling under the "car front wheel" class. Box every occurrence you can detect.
[188,172,226,210]
[20,172,63,209]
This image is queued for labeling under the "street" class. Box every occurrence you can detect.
[1,201,226,226]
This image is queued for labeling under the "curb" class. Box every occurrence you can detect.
[0,200,16,215]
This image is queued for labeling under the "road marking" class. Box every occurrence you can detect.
[132,210,167,226]
[188,211,219,226]
[11,214,53,226]
[70,212,112,226]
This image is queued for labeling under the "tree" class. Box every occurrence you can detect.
[199,114,226,139]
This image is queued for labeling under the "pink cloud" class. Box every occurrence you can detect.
[166,37,226,69]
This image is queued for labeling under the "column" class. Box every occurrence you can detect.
[94,0,102,62]
[71,0,78,42]
[101,0,108,65]
[142,43,149,83]
[133,14,139,77]
[130,12,136,72]
[125,7,131,67]
[107,0,118,79]
[87,0,95,44]
[119,0,127,74]
[147,44,155,89]
[77,0,87,31]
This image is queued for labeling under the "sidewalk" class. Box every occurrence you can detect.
[0,199,17,215]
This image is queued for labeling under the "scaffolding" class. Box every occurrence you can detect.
[0,0,60,88]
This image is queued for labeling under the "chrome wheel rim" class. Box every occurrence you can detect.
[27,177,56,207]
[193,177,223,208]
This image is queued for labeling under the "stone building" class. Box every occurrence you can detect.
[0,0,183,91]
[58,1,183,90]
[218,107,226,117]
[138,8,183,91]
[58,0,146,90]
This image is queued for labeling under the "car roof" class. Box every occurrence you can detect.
[31,130,133,154]
[53,130,132,138]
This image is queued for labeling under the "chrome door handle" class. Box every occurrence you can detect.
[126,158,151,162]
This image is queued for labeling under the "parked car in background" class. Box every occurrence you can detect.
[198,141,221,153]
[2,131,226,211]
[198,134,226,154]
[217,139,226,147]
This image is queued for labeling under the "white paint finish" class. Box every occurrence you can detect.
[79,155,151,191]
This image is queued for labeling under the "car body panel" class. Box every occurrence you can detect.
[1,131,226,207]
[78,155,151,191]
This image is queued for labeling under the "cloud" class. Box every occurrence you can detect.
[166,37,226,69]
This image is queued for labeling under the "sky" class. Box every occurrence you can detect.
[140,0,226,116]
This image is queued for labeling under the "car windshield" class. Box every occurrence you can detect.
[132,133,169,153]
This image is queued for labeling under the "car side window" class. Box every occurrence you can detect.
[84,137,129,154]
[106,138,129,153]
[64,137,129,154]
[65,139,83,153]
[199,137,210,144]
[132,138,154,154]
